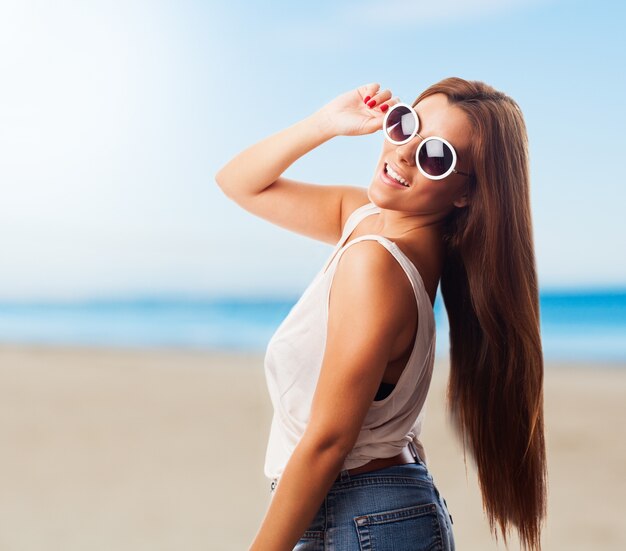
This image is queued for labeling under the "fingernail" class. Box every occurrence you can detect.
[380,104,389,113]
[367,99,376,108]
[363,96,371,104]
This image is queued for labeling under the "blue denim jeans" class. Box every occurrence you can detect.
[270,449,455,550]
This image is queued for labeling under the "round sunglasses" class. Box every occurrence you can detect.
[382,102,473,181]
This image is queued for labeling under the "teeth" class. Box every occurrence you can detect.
[386,163,409,187]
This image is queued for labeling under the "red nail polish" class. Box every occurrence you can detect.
[367,99,376,108]
[363,96,371,104]
[380,104,389,112]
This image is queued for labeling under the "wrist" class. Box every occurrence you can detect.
[307,109,336,142]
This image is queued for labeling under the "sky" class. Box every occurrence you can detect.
[0,0,624,300]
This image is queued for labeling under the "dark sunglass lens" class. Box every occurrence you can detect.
[384,106,416,142]
[418,139,453,176]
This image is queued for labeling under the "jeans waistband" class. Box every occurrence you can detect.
[270,441,425,493]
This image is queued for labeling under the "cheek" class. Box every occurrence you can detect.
[413,180,457,207]
[418,179,443,198]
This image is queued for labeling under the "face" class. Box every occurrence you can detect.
[368,93,474,217]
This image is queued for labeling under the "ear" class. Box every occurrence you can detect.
[452,178,472,208]
[453,192,469,208]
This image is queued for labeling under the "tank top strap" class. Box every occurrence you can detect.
[338,201,379,245]
[321,202,379,275]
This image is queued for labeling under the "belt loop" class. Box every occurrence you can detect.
[408,441,420,464]
[338,467,351,483]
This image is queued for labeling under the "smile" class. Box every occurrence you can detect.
[381,162,411,189]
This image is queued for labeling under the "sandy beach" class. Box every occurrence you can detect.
[0,344,624,550]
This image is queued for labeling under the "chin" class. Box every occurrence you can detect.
[368,184,397,210]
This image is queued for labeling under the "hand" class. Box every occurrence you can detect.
[313,82,400,138]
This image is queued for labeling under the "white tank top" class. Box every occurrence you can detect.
[263,201,437,481]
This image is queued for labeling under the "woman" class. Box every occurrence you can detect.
[215,77,547,551]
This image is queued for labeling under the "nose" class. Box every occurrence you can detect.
[394,132,424,168]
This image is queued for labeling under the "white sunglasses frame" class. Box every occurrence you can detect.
[382,102,473,181]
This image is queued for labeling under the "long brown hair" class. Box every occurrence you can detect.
[413,78,547,550]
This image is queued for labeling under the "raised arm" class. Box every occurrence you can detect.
[214,83,397,245]
[215,112,349,245]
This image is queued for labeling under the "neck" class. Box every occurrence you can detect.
[372,208,446,241]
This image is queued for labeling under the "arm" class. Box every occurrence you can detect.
[214,83,395,245]
[214,111,335,199]
[214,109,355,245]
[248,240,413,551]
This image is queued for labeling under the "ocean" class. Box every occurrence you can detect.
[0,289,624,363]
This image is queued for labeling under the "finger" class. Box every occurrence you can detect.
[374,96,400,114]
[386,96,401,104]
[360,82,380,93]
[364,88,391,107]
[360,82,381,101]
[365,89,393,110]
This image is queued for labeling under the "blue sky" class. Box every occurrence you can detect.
[0,0,624,300]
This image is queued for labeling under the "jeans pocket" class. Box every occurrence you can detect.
[294,530,324,551]
[353,502,444,551]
